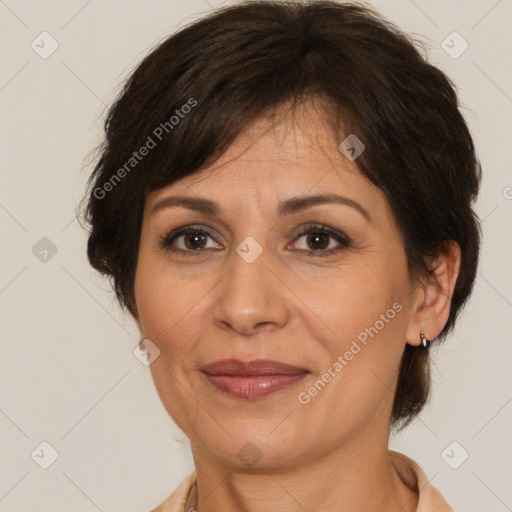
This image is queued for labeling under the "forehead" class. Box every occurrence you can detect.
[146,104,380,211]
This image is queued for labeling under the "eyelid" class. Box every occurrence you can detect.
[293,223,351,244]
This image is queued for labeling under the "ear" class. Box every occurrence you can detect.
[405,241,461,346]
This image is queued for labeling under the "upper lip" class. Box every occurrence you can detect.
[201,359,309,376]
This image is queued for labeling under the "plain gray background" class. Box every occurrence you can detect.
[1,0,511,511]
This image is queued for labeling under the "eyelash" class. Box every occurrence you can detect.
[159,223,351,258]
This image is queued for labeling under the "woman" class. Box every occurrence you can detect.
[82,1,480,510]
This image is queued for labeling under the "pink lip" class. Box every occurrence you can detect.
[201,359,309,400]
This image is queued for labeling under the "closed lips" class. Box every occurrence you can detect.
[200,359,310,400]
[200,359,309,376]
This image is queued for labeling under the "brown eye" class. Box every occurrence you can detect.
[160,226,221,253]
[305,232,330,250]
[292,224,351,257]
[183,231,208,250]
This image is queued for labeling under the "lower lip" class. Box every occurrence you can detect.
[202,373,308,399]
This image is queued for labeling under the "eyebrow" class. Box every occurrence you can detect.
[150,193,371,222]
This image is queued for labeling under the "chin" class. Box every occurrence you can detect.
[190,418,314,470]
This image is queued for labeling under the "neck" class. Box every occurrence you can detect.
[188,438,418,512]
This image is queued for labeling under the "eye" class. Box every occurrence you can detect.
[159,225,221,253]
[290,223,351,256]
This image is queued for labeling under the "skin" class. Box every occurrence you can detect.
[133,103,460,512]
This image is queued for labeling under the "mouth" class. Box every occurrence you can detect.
[200,359,310,400]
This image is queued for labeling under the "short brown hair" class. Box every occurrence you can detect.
[80,0,481,429]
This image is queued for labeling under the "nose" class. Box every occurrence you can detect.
[213,243,291,337]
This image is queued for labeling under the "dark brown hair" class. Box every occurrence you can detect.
[80,0,481,429]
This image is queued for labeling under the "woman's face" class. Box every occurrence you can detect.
[134,107,421,469]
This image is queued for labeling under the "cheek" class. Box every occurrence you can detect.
[311,258,408,348]
[134,260,210,429]
[134,254,202,340]
[133,255,225,391]
[306,253,411,403]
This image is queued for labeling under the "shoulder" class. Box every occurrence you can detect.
[389,450,454,512]
[149,470,196,512]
